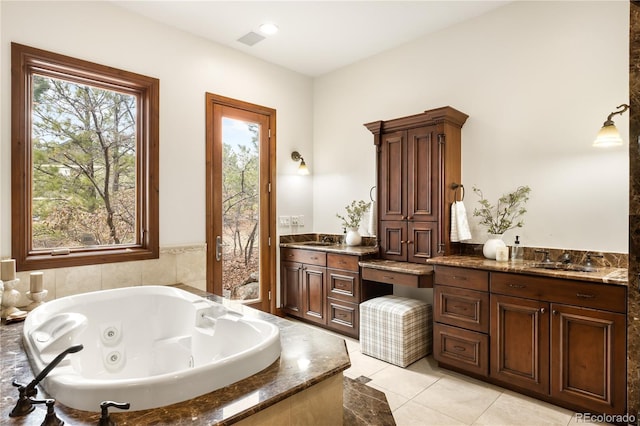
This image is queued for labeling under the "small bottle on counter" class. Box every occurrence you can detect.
[511,235,524,261]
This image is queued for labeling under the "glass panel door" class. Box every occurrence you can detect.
[221,117,260,302]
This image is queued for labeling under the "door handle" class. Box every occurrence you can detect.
[216,236,222,261]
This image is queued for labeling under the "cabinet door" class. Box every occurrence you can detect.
[302,264,326,325]
[379,220,407,261]
[379,131,406,221]
[550,304,626,414]
[281,260,302,316]
[407,126,438,222]
[407,221,437,263]
[491,294,549,394]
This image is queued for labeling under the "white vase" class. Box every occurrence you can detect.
[483,234,506,259]
[345,228,362,246]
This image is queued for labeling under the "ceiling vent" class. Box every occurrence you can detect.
[237,31,265,47]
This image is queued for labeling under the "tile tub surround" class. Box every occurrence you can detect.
[8,244,208,305]
[0,285,350,425]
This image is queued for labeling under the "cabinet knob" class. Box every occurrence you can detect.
[407,240,413,244]
[540,307,546,314]
[407,216,413,220]
[553,310,559,315]
[453,345,466,352]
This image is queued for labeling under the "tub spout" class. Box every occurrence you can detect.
[9,344,83,417]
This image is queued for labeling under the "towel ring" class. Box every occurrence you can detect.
[451,183,464,201]
[370,186,376,202]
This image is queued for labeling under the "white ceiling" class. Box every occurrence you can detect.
[113,1,510,77]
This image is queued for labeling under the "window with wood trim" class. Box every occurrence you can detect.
[11,43,159,271]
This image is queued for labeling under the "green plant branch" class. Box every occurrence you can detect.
[472,186,531,234]
[336,200,371,229]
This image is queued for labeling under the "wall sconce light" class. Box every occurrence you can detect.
[593,104,629,148]
[291,151,310,175]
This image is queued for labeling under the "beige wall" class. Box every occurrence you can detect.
[313,1,629,254]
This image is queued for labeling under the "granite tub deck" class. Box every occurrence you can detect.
[0,285,350,425]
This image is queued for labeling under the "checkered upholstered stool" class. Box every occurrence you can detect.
[359,295,432,367]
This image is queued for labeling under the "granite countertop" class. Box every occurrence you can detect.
[279,233,379,256]
[280,241,379,256]
[358,259,434,276]
[427,255,628,286]
[0,285,350,425]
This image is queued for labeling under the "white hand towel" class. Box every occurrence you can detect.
[454,201,472,241]
[450,202,459,242]
[368,201,377,236]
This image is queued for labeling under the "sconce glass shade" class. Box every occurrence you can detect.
[298,160,310,175]
[291,151,310,175]
[593,104,628,148]
[593,123,623,148]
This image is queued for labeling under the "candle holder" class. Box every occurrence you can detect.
[2,279,24,319]
[25,289,48,311]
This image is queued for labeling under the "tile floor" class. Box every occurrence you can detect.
[295,320,611,426]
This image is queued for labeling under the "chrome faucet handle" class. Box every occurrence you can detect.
[584,253,604,266]
[29,397,64,426]
[99,401,131,426]
[534,250,552,263]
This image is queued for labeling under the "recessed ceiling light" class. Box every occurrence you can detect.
[259,23,278,35]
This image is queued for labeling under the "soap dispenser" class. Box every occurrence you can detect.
[511,236,524,261]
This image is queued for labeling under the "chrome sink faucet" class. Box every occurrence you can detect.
[558,252,572,264]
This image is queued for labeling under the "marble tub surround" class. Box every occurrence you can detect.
[427,255,628,285]
[280,233,378,256]
[0,285,350,425]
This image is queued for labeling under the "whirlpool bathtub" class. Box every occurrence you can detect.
[22,285,281,412]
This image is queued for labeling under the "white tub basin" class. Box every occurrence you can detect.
[22,286,281,412]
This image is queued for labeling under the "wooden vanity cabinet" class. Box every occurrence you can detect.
[433,266,490,377]
[280,248,327,326]
[490,272,627,415]
[281,248,390,338]
[365,107,468,262]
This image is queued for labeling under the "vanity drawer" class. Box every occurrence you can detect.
[362,267,431,288]
[281,248,327,266]
[491,272,626,313]
[433,322,489,377]
[327,269,360,302]
[327,298,359,338]
[327,253,359,271]
[434,285,489,333]
[434,266,489,291]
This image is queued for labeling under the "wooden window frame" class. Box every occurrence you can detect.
[11,43,159,271]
